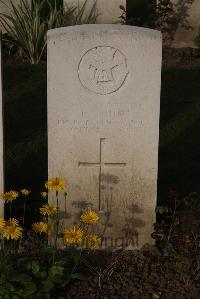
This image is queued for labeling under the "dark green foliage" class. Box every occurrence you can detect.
[32,0,63,19]
[0,0,64,64]
[126,0,193,46]
[0,252,37,298]
[0,0,97,64]
[0,249,82,298]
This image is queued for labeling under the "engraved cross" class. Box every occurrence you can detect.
[78,138,126,210]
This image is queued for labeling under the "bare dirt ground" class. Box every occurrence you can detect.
[59,246,200,299]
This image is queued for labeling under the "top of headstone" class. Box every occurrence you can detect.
[47,24,162,40]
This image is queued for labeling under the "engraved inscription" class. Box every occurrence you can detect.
[78,46,129,95]
[56,107,146,133]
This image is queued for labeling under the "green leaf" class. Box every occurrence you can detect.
[156,206,169,214]
[41,245,56,254]
[26,260,40,274]
[41,279,55,292]
[0,0,97,64]
[48,265,64,277]
[32,262,40,274]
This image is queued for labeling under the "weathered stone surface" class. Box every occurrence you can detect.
[0,43,4,217]
[47,24,162,249]
[64,0,125,24]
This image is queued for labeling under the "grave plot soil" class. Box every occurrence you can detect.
[60,247,200,299]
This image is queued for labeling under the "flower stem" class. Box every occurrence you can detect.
[167,198,177,241]
[9,203,12,218]
[64,192,67,215]
[54,191,59,253]
[18,196,27,253]
[22,196,27,230]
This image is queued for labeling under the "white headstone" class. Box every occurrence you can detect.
[0,43,4,217]
[47,25,162,249]
[64,0,125,24]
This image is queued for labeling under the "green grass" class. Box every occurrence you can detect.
[3,64,200,218]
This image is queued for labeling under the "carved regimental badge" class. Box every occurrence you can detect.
[78,46,129,95]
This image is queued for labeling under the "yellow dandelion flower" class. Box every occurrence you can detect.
[21,189,31,196]
[1,192,10,202]
[41,191,48,198]
[40,204,58,216]
[9,190,19,200]
[7,218,19,226]
[64,226,84,245]
[3,218,22,240]
[32,222,48,234]
[80,210,100,225]
[0,217,5,230]
[45,178,66,192]
[1,190,19,203]
[87,234,102,248]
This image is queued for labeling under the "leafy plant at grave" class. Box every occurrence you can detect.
[0,251,36,298]
[155,0,194,46]
[125,0,193,46]
[0,249,84,298]
[152,189,200,256]
[0,177,102,297]
[0,0,61,64]
[0,0,98,64]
